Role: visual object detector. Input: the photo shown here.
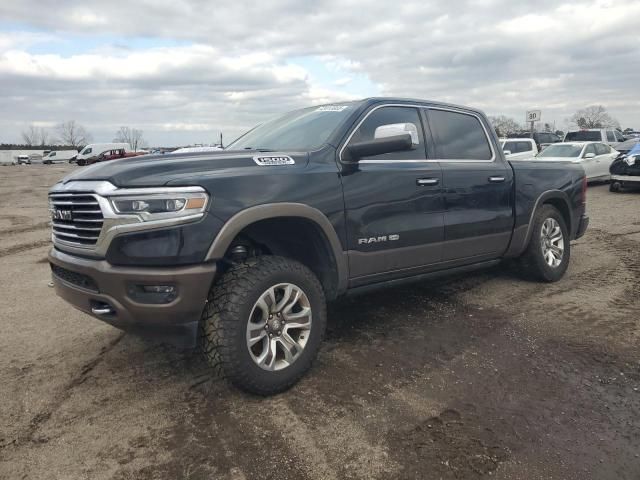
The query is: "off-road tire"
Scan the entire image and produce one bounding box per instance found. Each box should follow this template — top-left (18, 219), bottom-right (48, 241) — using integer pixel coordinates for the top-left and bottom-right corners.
top-left (200, 255), bottom-right (326, 395)
top-left (520, 204), bottom-right (570, 282)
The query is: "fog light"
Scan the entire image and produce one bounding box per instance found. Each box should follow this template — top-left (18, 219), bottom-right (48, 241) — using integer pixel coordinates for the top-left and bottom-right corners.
top-left (127, 284), bottom-right (178, 304)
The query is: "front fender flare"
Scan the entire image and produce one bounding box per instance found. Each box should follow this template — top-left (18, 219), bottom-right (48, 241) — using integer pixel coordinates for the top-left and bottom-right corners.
top-left (205, 203), bottom-right (348, 295)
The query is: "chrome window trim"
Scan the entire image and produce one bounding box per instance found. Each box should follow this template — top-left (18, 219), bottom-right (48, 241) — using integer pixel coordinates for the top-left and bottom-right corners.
top-left (49, 181), bottom-right (208, 258)
top-left (339, 103), bottom-right (497, 164)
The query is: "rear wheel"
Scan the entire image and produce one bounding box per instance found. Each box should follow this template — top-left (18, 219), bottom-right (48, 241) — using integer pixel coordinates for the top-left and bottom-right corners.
top-left (200, 256), bottom-right (326, 395)
top-left (520, 205), bottom-right (570, 282)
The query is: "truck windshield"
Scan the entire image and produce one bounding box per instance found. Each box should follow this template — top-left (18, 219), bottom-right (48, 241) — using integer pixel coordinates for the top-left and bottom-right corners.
top-left (565, 131), bottom-right (601, 141)
top-left (537, 144), bottom-right (583, 158)
top-left (228, 103), bottom-right (361, 151)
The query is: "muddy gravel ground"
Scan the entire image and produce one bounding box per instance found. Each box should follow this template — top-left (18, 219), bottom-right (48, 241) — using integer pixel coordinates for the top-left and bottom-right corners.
top-left (1, 165), bottom-right (639, 480)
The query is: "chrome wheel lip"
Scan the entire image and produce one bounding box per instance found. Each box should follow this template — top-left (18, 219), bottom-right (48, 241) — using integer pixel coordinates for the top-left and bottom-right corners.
top-left (540, 217), bottom-right (564, 268)
top-left (246, 282), bottom-right (312, 371)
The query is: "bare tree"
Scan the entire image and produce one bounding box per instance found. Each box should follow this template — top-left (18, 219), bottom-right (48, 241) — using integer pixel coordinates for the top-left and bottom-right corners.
top-left (21, 125), bottom-right (39, 146)
top-left (569, 105), bottom-right (619, 129)
top-left (56, 120), bottom-right (92, 147)
top-left (488, 115), bottom-right (521, 137)
top-left (114, 126), bottom-right (146, 151)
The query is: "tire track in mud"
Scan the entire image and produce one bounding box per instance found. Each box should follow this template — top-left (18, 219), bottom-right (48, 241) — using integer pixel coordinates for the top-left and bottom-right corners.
top-left (0, 221), bottom-right (50, 239)
top-left (0, 239), bottom-right (51, 258)
top-left (0, 333), bottom-right (125, 452)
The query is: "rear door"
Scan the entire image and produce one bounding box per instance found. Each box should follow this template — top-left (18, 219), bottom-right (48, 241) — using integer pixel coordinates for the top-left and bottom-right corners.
top-left (594, 143), bottom-right (614, 177)
top-left (425, 107), bottom-right (513, 262)
top-left (581, 143), bottom-right (598, 179)
top-left (341, 105), bottom-right (444, 283)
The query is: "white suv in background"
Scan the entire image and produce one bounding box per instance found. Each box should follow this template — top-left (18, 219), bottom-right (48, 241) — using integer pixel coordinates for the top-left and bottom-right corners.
top-left (564, 128), bottom-right (624, 147)
top-left (500, 138), bottom-right (538, 160)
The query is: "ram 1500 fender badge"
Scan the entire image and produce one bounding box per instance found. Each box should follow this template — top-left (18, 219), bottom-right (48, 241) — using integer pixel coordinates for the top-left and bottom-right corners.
top-left (358, 234), bottom-right (400, 245)
top-left (253, 155), bottom-right (295, 166)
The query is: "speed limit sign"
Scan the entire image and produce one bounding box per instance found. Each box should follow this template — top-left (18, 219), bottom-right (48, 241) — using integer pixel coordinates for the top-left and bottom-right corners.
top-left (526, 110), bottom-right (541, 122)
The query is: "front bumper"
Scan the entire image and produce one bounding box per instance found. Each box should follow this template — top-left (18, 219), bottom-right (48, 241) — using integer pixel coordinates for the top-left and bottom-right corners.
top-left (575, 214), bottom-right (589, 240)
top-left (612, 174), bottom-right (640, 183)
top-left (49, 248), bottom-right (217, 347)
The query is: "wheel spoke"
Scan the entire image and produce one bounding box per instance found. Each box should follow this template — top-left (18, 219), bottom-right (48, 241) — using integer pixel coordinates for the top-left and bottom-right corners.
top-left (284, 306), bottom-right (311, 329)
top-left (254, 298), bottom-right (270, 321)
top-left (257, 338), bottom-right (278, 370)
top-left (275, 284), bottom-right (295, 312)
top-left (283, 289), bottom-right (302, 315)
top-left (248, 323), bottom-right (267, 346)
top-left (278, 333), bottom-right (300, 364)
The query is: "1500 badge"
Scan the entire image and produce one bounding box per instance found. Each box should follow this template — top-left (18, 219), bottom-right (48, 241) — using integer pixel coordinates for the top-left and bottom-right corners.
top-left (253, 155), bottom-right (295, 166)
top-left (358, 234), bottom-right (400, 245)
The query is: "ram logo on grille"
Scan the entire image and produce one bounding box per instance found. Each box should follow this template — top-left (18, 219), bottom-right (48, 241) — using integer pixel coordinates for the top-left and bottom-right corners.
top-left (51, 209), bottom-right (73, 221)
top-left (48, 192), bottom-right (104, 247)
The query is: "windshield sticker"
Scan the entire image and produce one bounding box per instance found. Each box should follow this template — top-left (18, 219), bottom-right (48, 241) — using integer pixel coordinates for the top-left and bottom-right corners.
top-left (315, 105), bottom-right (349, 112)
top-left (253, 155), bottom-right (295, 166)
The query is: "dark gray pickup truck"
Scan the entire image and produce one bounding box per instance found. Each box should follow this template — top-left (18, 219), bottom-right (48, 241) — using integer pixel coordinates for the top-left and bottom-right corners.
top-left (48, 98), bottom-right (589, 394)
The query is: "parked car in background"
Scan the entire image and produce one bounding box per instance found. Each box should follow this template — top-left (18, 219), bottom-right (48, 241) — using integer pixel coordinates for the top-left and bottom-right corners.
top-left (613, 137), bottom-right (640, 156)
top-left (623, 131), bottom-right (640, 139)
top-left (501, 138), bottom-right (538, 160)
top-left (536, 142), bottom-right (618, 182)
top-left (610, 142), bottom-right (640, 192)
top-left (76, 143), bottom-right (131, 166)
top-left (91, 148), bottom-right (147, 164)
top-left (511, 131), bottom-right (562, 151)
top-left (16, 155), bottom-right (31, 165)
top-left (43, 150), bottom-right (78, 164)
top-left (564, 128), bottom-right (624, 147)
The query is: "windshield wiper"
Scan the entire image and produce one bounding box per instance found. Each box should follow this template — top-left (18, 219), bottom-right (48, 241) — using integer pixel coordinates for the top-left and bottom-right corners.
top-left (242, 147), bottom-right (275, 152)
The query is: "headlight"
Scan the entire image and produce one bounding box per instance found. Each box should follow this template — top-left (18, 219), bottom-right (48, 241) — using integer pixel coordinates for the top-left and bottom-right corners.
top-left (109, 190), bottom-right (209, 221)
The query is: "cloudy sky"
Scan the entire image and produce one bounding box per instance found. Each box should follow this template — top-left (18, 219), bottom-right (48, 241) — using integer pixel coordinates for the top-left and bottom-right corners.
top-left (1, 0), bottom-right (639, 147)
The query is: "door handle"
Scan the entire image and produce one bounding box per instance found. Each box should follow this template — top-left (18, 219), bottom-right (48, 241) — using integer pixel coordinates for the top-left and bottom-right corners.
top-left (488, 176), bottom-right (505, 183)
top-left (417, 178), bottom-right (439, 186)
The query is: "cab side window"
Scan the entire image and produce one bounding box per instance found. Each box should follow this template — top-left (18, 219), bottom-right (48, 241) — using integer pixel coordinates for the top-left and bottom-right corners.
top-left (584, 144), bottom-right (597, 156)
top-left (428, 109), bottom-right (492, 160)
top-left (347, 106), bottom-right (426, 160)
top-left (606, 130), bottom-right (616, 142)
top-left (595, 143), bottom-right (610, 155)
top-left (516, 141), bottom-right (532, 152)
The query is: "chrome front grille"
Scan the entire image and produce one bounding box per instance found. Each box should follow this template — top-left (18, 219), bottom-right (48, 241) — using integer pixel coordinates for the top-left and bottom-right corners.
top-left (49, 192), bottom-right (104, 247)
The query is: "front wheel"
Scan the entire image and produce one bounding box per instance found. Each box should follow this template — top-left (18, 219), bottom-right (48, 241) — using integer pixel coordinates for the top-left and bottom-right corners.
top-left (520, 205), bottom-right (570, 282)
top-left (200, 256), bottom-right (327, 395)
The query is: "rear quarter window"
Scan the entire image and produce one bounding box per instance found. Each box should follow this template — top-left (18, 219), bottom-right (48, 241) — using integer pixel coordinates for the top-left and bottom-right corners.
top-left (428, 109), bottom-right (493, 160)
top-left (565, 131), bottom-right (602, 142)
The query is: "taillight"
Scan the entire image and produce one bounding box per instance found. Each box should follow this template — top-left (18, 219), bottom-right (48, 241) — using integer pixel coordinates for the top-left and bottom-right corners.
top-left (581, 175), bottom-right (587, 205)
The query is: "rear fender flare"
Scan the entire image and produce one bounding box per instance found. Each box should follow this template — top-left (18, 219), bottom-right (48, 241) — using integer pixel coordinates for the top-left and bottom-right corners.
top-left (506, 190), bottom-right (573, 258)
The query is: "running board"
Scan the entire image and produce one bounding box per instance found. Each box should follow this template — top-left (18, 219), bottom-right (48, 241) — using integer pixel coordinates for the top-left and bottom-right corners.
top-left (344, 259), bottom-right (501, 297)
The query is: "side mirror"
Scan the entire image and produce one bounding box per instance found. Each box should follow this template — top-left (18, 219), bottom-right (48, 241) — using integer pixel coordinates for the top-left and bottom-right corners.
top-left (584, 152), bottom-right (596, 159)
top-left (374, 123), bottom-right (419, 146)
top-left (503, 150), bottom-right (512, 156)
top-left (345, 134), bottom-right (413, 161)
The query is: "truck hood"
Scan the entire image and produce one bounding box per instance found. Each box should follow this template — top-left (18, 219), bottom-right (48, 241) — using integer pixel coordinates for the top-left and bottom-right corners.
top-left (57, 150), bottom-right (308, 188)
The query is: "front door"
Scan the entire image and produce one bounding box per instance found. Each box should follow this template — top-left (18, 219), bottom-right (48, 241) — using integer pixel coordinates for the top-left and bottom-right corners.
top-left (340, 105), bottom-right (445, 285)
top-left (425, 107), bottom-right (514, 262)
